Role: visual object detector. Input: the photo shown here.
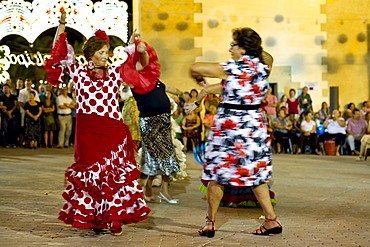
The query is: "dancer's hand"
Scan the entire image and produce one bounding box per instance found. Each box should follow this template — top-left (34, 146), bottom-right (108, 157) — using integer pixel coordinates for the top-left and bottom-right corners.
top-left (60, 8), bottom-right (66, 22)
top-left (129, 29), bottom-right (141, 44)
top-left (137, 42), bottom-right (147, 53)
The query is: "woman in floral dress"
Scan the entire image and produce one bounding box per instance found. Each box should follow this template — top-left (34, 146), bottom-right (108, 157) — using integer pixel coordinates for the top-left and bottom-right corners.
top-left (189, 27), bottom-right (282, 237)
top-left (44, 11), bottom-right (150, 235)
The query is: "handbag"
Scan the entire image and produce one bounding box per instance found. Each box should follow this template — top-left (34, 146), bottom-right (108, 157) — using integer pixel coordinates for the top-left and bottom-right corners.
top-left (44, 114), bottom-right (55, 125)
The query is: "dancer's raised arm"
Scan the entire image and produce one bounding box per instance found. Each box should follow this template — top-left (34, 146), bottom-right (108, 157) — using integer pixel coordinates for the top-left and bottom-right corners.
top-left (53, 10), bottom-right (67, 47)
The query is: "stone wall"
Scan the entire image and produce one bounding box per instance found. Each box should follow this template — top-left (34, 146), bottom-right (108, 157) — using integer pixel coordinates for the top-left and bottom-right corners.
top-left (137, 0), bottom-right (369, 113)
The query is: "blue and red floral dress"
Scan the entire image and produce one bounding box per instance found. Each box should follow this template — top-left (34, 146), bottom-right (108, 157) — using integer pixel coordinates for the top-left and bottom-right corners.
top-left (203, 55), bottom-right (272, 187)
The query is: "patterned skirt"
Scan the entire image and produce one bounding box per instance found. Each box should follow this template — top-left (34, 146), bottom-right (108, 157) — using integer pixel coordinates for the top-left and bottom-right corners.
top-left (139, 113), bottom-right (180, 176)
top-left (24, 116), bottom-right (41, 142)
top-left (203, 107), bottom-right (272, 187)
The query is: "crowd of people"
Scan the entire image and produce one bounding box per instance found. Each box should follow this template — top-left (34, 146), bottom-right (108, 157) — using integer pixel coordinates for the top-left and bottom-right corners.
top-left (2, 14), bottom-right (367, 238)
top-left (0, 78), bottom-right (77, 150)
top-left (262, 87), bottom-right (370, 160)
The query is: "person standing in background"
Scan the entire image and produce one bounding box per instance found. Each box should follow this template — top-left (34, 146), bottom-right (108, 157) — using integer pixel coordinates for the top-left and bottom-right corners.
top-left (18, 79), bottom-right (40, 147)
top-left (0, 83), bottom-right (18, 148)
top-left (287, 88), bottom-right (300, 119)
top-left (55, 87), bottom-right (74, 148)
top-left (263, 87), bottom-right (277, 121)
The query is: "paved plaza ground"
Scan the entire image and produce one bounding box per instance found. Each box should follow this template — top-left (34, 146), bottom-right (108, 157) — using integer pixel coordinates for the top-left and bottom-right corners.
top-left (0, 147), bottom-right (369, 247)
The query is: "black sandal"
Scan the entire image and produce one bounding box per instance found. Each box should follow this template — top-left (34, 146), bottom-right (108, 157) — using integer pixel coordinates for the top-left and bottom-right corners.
top-left (199, 216), bottom-right (215, 238)
top-left (252, 216), bottom-right (283, 235)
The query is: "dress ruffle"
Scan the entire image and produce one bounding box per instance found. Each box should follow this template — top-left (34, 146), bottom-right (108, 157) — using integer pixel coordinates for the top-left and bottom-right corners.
top-left (59, 114), bottom-right (150, 230)
top-left (44, 32), bottom-right (68, 86)
top-left (44, 32), bottom-right (75, 87)
top-left (120, 40), bottom-right (161, 94)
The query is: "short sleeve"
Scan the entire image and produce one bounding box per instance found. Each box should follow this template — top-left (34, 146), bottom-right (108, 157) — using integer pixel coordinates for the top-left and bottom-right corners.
top-left (24, 102), bottom-right (30, 111)
top-left (219, 60), bottom-right (235, 75)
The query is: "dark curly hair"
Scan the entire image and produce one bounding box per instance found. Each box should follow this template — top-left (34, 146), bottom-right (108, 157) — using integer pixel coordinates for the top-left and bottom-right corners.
top-left (232, 27), bottom-right (263, 61)
top-left (82, 36), bottom-right (110, 60)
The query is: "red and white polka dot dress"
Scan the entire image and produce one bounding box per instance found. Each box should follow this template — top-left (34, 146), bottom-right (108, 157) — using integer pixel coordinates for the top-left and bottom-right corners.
top-left (45, 36), bottom-right (150, 232)
top-left (69, 64), bottom-right (123, 121)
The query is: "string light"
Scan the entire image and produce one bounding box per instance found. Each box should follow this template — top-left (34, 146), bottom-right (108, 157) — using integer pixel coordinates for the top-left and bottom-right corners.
top-left (0, 0), bottom-right (129, 83)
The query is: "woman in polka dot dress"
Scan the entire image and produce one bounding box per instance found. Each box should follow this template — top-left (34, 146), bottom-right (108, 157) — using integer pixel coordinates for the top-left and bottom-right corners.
top-left (44, 11), bottom-right (150, 235)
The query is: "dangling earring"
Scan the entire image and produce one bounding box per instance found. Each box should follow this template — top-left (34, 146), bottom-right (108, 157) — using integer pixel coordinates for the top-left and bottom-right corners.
top-left (88, 59), bottom-right (95, 70)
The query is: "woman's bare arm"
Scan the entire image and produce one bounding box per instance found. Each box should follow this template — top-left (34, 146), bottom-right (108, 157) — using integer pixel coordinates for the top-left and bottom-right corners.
top-left (190, 62), bottom-right (228, 83)
top-left (262, 51), bottom-right (273, 71)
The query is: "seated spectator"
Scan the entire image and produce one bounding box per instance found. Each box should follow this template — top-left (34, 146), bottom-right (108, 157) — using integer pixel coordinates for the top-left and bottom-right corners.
top-left (318, 109), bottom-right (346, 156)
top-left (203, 104), bottom-right (217, 142)
top-left (343, 102), bottom-right (356, 120)
top-left (360, 101), bottom-right (370, 116)
top-left (297, 112), bottom-right (319, 155)
top-left (182, 109), bottom-right (200, 152)
top-left (287, 112), bottom-right (300, 153)
top-left (272, 108), bottom-right (292, 153)
top-left (356, 112), bottom-right (370, 160)
top-left (317, 101), bottom-right (329, 125)
top-left (261, 108), bottom-right (273, 140)
top-left (346, 109), bottom-right (366, 155)
top-left (277, 95), bottom-right (289, 115)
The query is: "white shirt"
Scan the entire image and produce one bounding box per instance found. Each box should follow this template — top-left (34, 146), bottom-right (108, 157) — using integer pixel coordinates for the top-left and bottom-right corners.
top-left (56, 95), bottom-right (73, 115)
top-left (301, 120), bottom-right (316, 132)
top-left (327, 118), bottom-right (346, 134)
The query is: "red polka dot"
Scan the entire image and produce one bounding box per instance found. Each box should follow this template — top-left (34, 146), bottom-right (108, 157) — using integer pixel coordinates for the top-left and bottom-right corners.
top-left (113, 87), bottom-right (118, 93)
top-left (90, 99), bottom-right (97, 106)
top-left (78, 96), bottom-right (83, 102)
top-left (96, 93), bottom-right (103, 99)
top-left (114, 199), bottom-right (121, 204)
top-left (89, 87), bottom-right (96, 93)
top-left (109, 81), bottom-right (113, 87)
top-left (96, 81), bottom-right (103, 88)
top-left (108, 93), bottom-right (113, 99)
top-left (85, 105), bottom-right (91, 112)
top-left (91, 165), bottom-right (99, 172)
top-left (111, 99), bottom-right (116, 106)
top-left (103, 87), bottom-right (108, 93)
top-left (97, 106), bottom-right (104, 112)
top-left (78, 193), bottom-right (84, 198)
top-left (84, 197), bottom-right (91, 204)
top-left (113, 112), bottom-right (119, 119)
top-left (104, 112), bottom-right (109, 117)
top-left (108, 106), bottom-right (112, 112)
top-left (63, 204), bottom-right (68, 209)
top-left (103, 99), bottom-right (108, 106)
